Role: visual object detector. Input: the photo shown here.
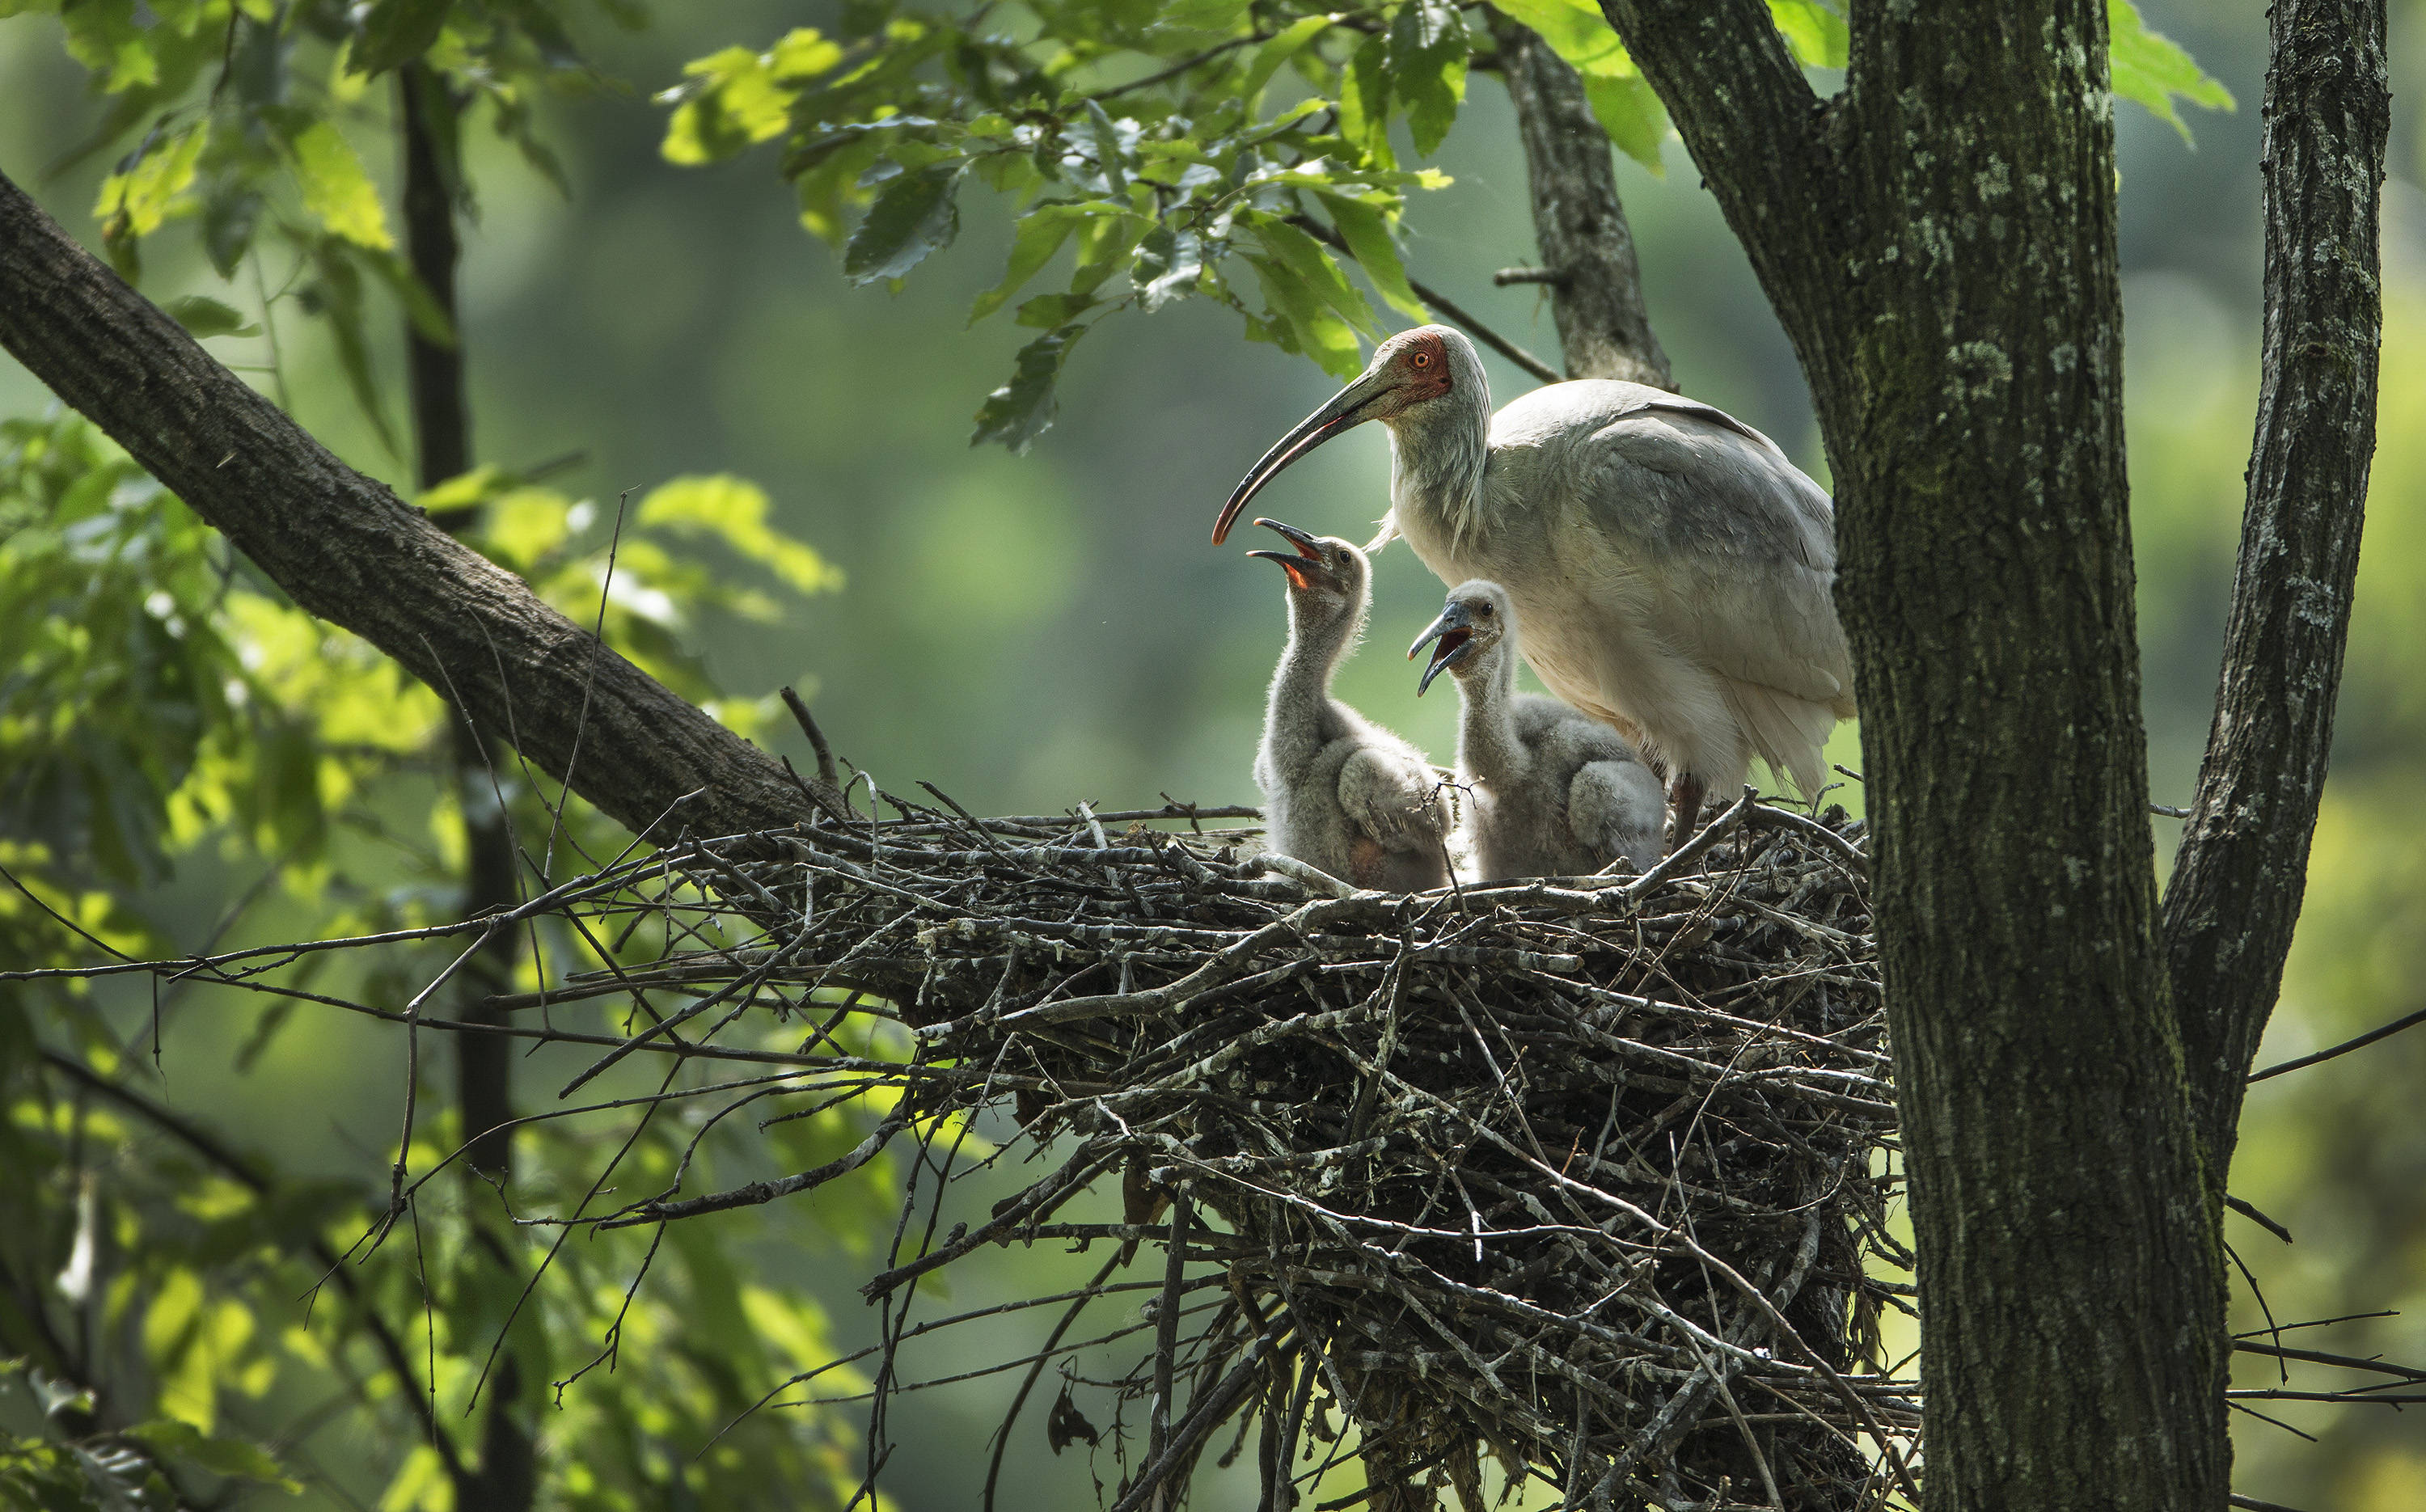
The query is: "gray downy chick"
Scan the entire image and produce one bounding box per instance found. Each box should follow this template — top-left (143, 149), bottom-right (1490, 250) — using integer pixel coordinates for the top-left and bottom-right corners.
top-left (1249, 518), bottom-right (1452, 892)
top-left (1412, 579), bottom-right (1663, 880)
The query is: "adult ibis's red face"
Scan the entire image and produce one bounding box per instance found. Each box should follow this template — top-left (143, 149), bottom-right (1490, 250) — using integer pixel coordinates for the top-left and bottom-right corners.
top-left (1211, 328), bottom-right (1459, 546)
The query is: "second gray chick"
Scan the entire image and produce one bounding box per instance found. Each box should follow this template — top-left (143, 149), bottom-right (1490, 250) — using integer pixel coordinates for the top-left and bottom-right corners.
top-left (1412, 579), bottom-right (1663, 880)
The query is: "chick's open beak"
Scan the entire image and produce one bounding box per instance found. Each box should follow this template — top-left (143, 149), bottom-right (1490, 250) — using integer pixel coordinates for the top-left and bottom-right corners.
top-left (1410, 603), bottom-right (1475, 696)
top-left (1245, 517), bottom-right (1329, 591)
top-left (1213, 363), bottom-right (1401, 545)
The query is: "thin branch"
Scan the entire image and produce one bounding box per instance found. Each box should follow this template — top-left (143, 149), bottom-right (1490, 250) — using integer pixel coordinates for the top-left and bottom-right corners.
top-left (2232, 1341), bottom-right (2426, 1383)
top-left (1286, 214), bottom-right (1559, 383)
top-left (595, 1111), bottom-right (909, 1228)
top-left (782, 685), bottom-right (840, 788)
top-left (2248, 1001), bottom-right (2426, 1083)
top-left (2225, 1194), bottom-right (2295, 1244)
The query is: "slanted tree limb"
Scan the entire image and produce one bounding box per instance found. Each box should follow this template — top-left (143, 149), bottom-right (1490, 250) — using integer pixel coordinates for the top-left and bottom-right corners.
top-left (1487, 10), bottom-right (1672, 388)
top-left (0, 163), bottom-right (843, 845)
top-left (2164, 0), bottom-right (2388, 1176)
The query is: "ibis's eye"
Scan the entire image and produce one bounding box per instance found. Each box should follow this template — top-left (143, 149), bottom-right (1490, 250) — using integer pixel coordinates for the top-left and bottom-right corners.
top-left (1478, 602), bottom-right (1495, 618)
top-left (1411, 351), bottom-right (1432, 369)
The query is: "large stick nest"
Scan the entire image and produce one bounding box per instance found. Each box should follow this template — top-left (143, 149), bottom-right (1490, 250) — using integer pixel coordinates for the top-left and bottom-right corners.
top-left (539, 792), bottom-right (1917, 1510)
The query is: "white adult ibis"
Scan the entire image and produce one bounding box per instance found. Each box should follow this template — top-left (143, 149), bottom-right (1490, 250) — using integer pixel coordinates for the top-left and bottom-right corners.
top-left (1247, 518), bottom-right (1452, 892)
top-left (1412, 580), bottom-right (1664, 880)
top-left (1215, 326), bottom-right (1853, 849)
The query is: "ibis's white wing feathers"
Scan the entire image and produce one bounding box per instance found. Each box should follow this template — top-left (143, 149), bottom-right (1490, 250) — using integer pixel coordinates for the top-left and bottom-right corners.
top-left (1498, 383), bottom-right (1853, 714)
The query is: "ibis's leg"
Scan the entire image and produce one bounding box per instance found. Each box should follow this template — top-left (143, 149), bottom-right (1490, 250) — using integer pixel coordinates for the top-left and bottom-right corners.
top-left (1665, 772), bottom-right (1707, 855)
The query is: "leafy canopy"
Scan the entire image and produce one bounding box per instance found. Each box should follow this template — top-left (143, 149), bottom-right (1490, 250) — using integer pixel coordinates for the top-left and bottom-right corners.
top-left (657, 0), bottom-right (2227, 451)
top-left (0, 409), bottom-right (864, 1510)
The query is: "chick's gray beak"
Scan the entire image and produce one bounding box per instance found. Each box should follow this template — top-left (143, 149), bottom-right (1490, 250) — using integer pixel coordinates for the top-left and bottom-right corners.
top-left (1410, 603), bottom-right (1473, 696)
top-left (1245, 517), bottom-right (1329, 591)
top-left (1213, 364), bottom-right (1399, 546)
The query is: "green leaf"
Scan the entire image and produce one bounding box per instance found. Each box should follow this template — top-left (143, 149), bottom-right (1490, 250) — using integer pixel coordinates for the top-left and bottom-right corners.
top-left (1156, 0), bottom-right (1249, 32)
top-left (299, 238), bottom-right (400, 457)
top-left (1580, 71), bottom-right (1667, 172)
top-left (972, 209), bottom-right (1082, 325)
top-left (1490, 0), bottom-right (1635, 78)
top-left (162, 296), bottom-right (259, 339)
top-left (1338, 33), bottom-right (1393, 163)
top-left (639, 475), bottom-right (840, 593)
top-left (1081, 101), bottom-right (1131, 198)
top-left (289, 122), bottom-right (393, 250)
top-left (94, 121), bottom-right (210, 240)
top-left (971, 325), bottom-right (1084, 453)
top-left (1133, 225), bottom-right (1204, 313)
top-left (1767, 1), bottom-right (1848, 70)
top-left (844, 162), bottom-right (965, 284)
top-left (353, 0), bottom-right (451, 75)
top-left (1247, 254), bottom-right (1363, 381)
top-left (1015, 292), bottom-right (1099, 329)
top-left (1386, 1), bottom-right (1469, 158)
top-left (416, 464), bottom-right (511, 517)
top-left (128, 1420), bottom-right (299, 1491)
top-left (361, 250), bottom-right (455, 347)
top-left (1319, 194), bottom-right (1425, 323)
top-left (202, 185), bottom-right (263, 278)
top-left (766, 27), bottom-right (845, 82)
top-left (1244, 14), bottom-right (1337, 103)
top-left (1254, 218), bottom-right (1381, 339)
top-left (59, 0), bottom-right (154, 93)
top-left (1070, 218), bottom-right (1148, 303)
top-left (2108, 0), bottom-right (2234, 142)
top-left (661, 40), bottom-right (817, 166)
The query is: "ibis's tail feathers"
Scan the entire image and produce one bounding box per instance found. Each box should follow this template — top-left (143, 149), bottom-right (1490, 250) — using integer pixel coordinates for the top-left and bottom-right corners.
top-left (1727, 682), bottom-right (1841, 799)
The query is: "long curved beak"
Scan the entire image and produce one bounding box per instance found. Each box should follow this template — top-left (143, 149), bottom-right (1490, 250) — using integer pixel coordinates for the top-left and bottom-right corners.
top-left (1213, 365), bottom-right (1400, 545)
top-left (1409, 603), bottom-right (1473, 697)
top-left (1245, 517), bottom-right (1327, 591)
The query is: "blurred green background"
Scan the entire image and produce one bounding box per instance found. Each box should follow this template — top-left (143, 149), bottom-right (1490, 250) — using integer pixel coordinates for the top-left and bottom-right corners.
top-left (2, 2), bottom-right (2423, 1508)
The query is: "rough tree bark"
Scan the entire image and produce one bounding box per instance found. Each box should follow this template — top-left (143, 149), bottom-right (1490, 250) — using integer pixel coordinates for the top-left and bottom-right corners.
top-left (400, 61), bottom-right (537, 1512)
top-left (0, 166), bottom-right (847, 846)
top-left (2163, 0), bottom-right (2386, 1178)
top-left (1486, 10), bottom-right (1672, 388)
top-left (1596, 2), bottom-right (2385, 1508)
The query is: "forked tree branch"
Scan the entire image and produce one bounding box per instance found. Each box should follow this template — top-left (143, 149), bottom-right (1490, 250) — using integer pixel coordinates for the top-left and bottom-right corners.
top-left (0, 165), bottom-right (845, 845)
top-left (2164, 0), bottom-right (2388, 1172)
top-left (1488, 10), bottom-right (1672, 388)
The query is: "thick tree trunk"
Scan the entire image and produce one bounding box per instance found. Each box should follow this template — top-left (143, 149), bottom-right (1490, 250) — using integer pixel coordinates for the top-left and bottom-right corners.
top-left (2163, 0), bottom-right (2386, 1177)
top-left (400, 63), bottom-right (537, 1512)
top-left (1600, 2), bottom-right (2234, 1506)
top-left (1830, 13), bottom-right (2221, 1504)
top-left (0, 164), bottom-right (848, 845)
top-left (1487, 11), bottom-right (1672, 388)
